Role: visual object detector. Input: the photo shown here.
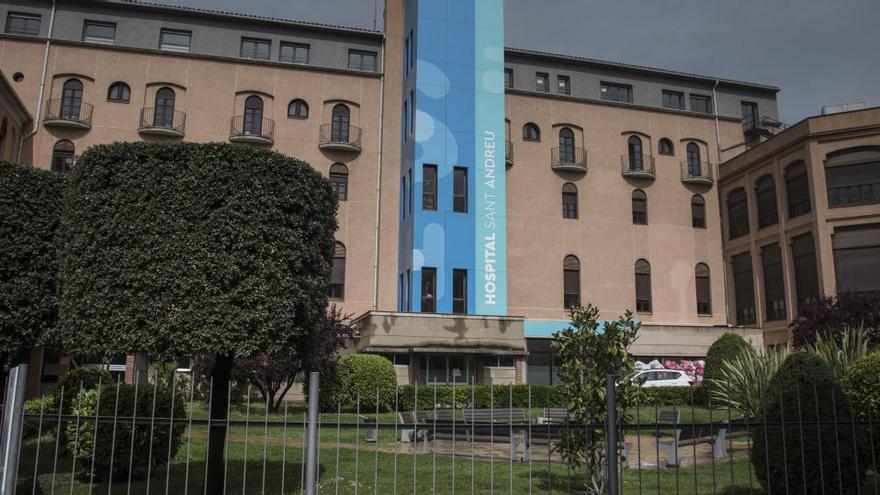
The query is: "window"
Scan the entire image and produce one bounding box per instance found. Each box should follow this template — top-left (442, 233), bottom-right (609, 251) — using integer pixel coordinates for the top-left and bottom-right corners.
top-left (329, 242), bottom-right (346, 299)
top-left (348, 50), bottom-right (377, 71)
top-left (82, 20), bottom-right (116, 44)
top-left (240, 37), bottom-right (270, 59)
top-left (695, 263), bottom-right (712, 315)
top-left (522, 123), bottom-right (540, 142)
top-left (563, 255), bottom-right (581, 309)
top-left (632, 189), bottom-right (647, 224)
top-left (785, 161), bottom-right (811, 218)
top-left (422, 164), bottom-right (437, 210)
top-left (732, 252), bottom-right (756, 325)
top-left (159, 29), bottom-right (191, 52)
top-left (727, 188), bottom-right (749, 239)
top-left (557, 75), bottom-right (570, 95)
top-left (691, 195), bottom-right (706, 228)
top-left (153, 87), bottom-right (176, 128)
top-left (562, 182), bottom-right (578, 219)
top-left (535, 72), bottom-right (549, 92)
top-left (243, 96), bottom-right (264, 135)
top-left (280, 42), bottom-right (309, 64)
top-left (453, 167), bottom-right (468, 212)
top-left (504, 68), bottom-right (513, 89)
top-left (627, 135), bottom-right (644, 171)
top-left (658, 138), bottom-right (674, 156)
top-left (404, 34), bottom-right (411, 74)
top-left (452, 269), bottom-right (467, 314)
top-left (106, 82), bottom-right (130, 103)
top-left (689, 94), bottom-right (712, 114)
top-left (662, 90), bottom-right (684, 110)
top-left (686, 143), bottom-right (702, 176)
top-left (287, 99), bottom-right (308, 118)
top-left (406, 270), bottom-right (412, 311)
top-left (0, 119), bottom-right (6, 158)
top-left (761, 243), bottom-right (786, 322)
top-left (403, 100), bottom-right (408, 139)
top-left (421, 267), bottom-right (436, 312)
top-left (792, 233), bottom-right (820, 309)
top-left (408, 168), bottom-right (413, 215)
top-left (50, 140), bottom-right (75, 173)
top-left (379, 353), bottom-right (411, 366)
top-left (600, 82), bottom-right (632, 103)
top-left (5, 12), bottom-right (40, 36)
top-left (635, 259), bottom-right (652, 313)
top-left (331, 104), bottom-right (350, 143)
top-left (329, 163), bottom-right (348, 202)
top-left (60, 79), bottom-right (84, 120)
top-left (825, 147), bottom-right (880, 208)
top-left (409, 91), bottom-right (414, 137)
top-left (400, 177), bottom-right (406, 219)
top-left (741, 101), bottom-right (759, 130)
top-left (558, 127), bottom-right (575, 163)
top-left (755, 175), bottom-right (779, 228)
top-left (832, 224), bottom-right (880, 293)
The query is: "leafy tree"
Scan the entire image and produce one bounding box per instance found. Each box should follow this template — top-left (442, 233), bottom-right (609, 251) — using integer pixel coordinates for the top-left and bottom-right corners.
top-left (0, 162), bottom-right (64, 371)
top-left (551, 303), bottom-right (642, 495)
top-left (791, 291), bottom-right (880, 348)
top-left (53, 142), bottom-right (338, 493)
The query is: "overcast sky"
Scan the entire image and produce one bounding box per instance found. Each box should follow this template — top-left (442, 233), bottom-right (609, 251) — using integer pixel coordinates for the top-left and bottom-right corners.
top-left (171, 0), bottom-right (878, 124)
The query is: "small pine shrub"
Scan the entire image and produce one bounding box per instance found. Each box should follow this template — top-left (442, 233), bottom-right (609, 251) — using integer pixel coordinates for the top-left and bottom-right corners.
top-left (320, 354), bottom-right (397, 411)
top-left (704, 333), bottom-right (752, 387)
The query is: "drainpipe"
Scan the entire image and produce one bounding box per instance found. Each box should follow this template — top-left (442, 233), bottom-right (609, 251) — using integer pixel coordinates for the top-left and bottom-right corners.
top-left (18, 0), bottom-right (56, 164)
top-left (371, 34), bottom-right (386, 310)
top-left (712, 79), bottom-right (732, 326)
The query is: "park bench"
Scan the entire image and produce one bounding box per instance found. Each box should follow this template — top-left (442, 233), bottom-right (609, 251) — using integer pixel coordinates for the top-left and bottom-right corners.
top-left (538, 407), bottom-right (570, 425)
top-left (655, 409), bottom-right (728, 467)
top-left (401, 408), bottom-right (529, 459)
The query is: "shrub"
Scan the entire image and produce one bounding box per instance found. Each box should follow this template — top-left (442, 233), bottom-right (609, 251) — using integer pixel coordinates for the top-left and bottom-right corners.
top-left (802, 325), bottom-right (870, 381)
top-left (22, 395), bottom-right (58, 438)
top-left (56, 367), bottom-right (112, 412)
top-left (791, 291), bottom-right (880, 348)
top-left (395, 384), bottom-right (566, 411)
top-left (752, 352), bottom-right (868, 494)
top-left (710, 346), bottom-right (789, 418)
top-left (843, 352), bottom-right (880, 420)
top-left (642, 386), bottom-right (708, 407)
top-left (703, 332), bottom-right (752, 388)
top-left (66, 383), bottom-right (186, 481)
top-left (319, 354), bottom-right (397, 411)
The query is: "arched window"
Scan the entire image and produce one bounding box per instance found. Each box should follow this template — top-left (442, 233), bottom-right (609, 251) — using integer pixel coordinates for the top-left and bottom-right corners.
top-left (107, 82), bottom-right (130, 103)
top-left (331, 104), bottom-right (351, 142)
top-left (243, 95), bottom-right (264, 135)
top-left (562, 182), bottom-right (578, 219)
top-left (287, 99), bottom-right (309, 118)
top-left (632, 189), bottom-right (647, 224)
top-left (691, 194), bottom-right (706, 228)
top-left (825, 146), bottom-right (880, 207)
top-left (695, 263), bottom-right (711, 315)
top-left (329, 242), bottom-right (346, 299)
top-left (558, 127), bottom-right (575, 163)
top-left (727, 187), bottom-right (749, 239)
top-left (51, 140), bottom-right (75, 173)
top-left (0, 119), bottom-right (6, 158)
top-left (627, 135), bottom-right (644, 171)
top-left (60, 79), bottom-right (83, 120)
top-left (755, 175), bottom-right (779, 228)
top-left (329, 163), bottom-right (349, 202)
top-left (658, 138), bottom-right (674, 156)
top-left (686, 143), bottom-right (702, 176)
top-left (522, 122), bottom-right (540, 142)
top-left (634, 259), bottom-right (652, 313)
top-left (563, 255), bottom-right (581, 309)
top-left (785, 161), bottom-right (811, 218)
top-left (153, 87), bottom-right (175, 128)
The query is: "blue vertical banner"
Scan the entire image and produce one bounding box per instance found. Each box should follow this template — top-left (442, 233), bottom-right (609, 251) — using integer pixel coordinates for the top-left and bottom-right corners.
top-left (473, 0), bottom-right (507, 314)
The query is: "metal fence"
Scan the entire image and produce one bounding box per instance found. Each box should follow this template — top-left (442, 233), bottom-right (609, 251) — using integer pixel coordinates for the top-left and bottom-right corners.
top-left (2, 368), bottom-right (878, 495)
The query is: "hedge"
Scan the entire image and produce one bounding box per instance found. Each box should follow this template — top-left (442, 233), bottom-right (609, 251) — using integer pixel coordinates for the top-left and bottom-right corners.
top-left (319, 354), bottom-right (398, 411)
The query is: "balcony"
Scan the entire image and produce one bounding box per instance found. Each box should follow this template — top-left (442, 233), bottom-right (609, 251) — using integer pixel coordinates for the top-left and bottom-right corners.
top-left (43, 98), bottom-right (92, 130)
top-left (620, 154), bottom-right (656, 179)
top-left (551, 146), bottom-right (587, 174)
top-left (505, 140), bottom-right (513, 168)
top-left (828, 183), bottom-right (880, 208)
top-left (229, 116), bottom-right (275, 145)
top-left (680, 160), bottom-right (714, 185)
top-left (138, 108), bottom-right (186, 138)
top-left (318, 124), bottom-right (362, 152)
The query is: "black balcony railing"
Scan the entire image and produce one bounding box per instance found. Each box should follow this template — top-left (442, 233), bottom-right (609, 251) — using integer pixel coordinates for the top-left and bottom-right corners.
top-left (138, 107), bottom-right (186, 135)
top-left (788, 200), bottom-right (812, 218)
top-left (551, 146), bottom-right (587, 172)
top-left (758, 211), bottom-right (779, 229)
top-left (230, 115), bottom-right (275, 143)
top-left (828, 183), bottom-right (880, 207)
top-left (729, 222), bottom-right (750, 240)
top-left (505, 140), bottom-right (513, 166)
top-left (319, 124), bottom-right (362, 151)
top-left (620, 154), bottom-right (656, 178)
top-left (44, 98), bottom-right (93, 127)
top-left (680, 159), bottom-right (714, 184)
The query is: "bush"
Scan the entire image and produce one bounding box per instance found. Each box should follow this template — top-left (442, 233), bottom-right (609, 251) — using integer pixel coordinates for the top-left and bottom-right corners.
top-left (791, 291), bottom-right (880, 348)
top-left (709, 346), bottom-right (789, 418)
top-left (22, 395), bottom-right (58, 438)
top-left (395, 384), bottom-right (566, 411)
top-left (843, 352), bottom-right (880, 420)
top-left (319, 354), bottom-right (397, 411)
top-left (642, 386), bottom-right (708, 407)
top-left (66, 383), bottom-right (186, 481)
top-left (752, 352), bottom-right (868, 494)
top-left (704, 333), bottom-right (752, 388)
top-left (56, 367), bottom-right (112, 412)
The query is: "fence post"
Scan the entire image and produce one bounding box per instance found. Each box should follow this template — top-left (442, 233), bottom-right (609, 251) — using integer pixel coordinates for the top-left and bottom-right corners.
top-left (605, 374), bottom-right (618, 495)
top-left (0, 364), bottom-right (28, 495)
top-left (305, 371), bottom-right (320, 495)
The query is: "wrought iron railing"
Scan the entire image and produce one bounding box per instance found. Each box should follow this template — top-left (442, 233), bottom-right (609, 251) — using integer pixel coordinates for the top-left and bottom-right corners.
top-left (680, 159), bottom-right (714, 182)
top-left (44, 98), bottom-right (93, 126)
top-left (505, 140), bottom-right (513, 165)
top-left (828, 183), bottom-right (880, 207)
top-left (758, 211), bottom-right (779, 229)
top-left (551, 146), bottom-right (587, 170)
top-left (229, 115), bottom-right (275, 141)
top-left (318, 124), bottom-right (362, 149)
top-left (620, 154), bottom-right (656, 177)
top-left (139, 108), bottom-right (186, 134)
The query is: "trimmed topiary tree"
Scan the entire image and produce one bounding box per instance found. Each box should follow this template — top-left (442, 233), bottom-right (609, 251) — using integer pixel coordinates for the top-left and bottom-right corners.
top-left (752, 352), bottom-right (868, 494)
top-left (318, 354), bottom-right (397, 411)
top-left (0, 162), bottom-right (65, 370)
top-left (843, 351), bottom-right (880, 471)
top-left (703, 332), bottom-right (752, 389)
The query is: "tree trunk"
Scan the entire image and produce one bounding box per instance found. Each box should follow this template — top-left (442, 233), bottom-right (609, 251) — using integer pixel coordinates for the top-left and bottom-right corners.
top-left (205, 353), bottom-right (233, 495)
